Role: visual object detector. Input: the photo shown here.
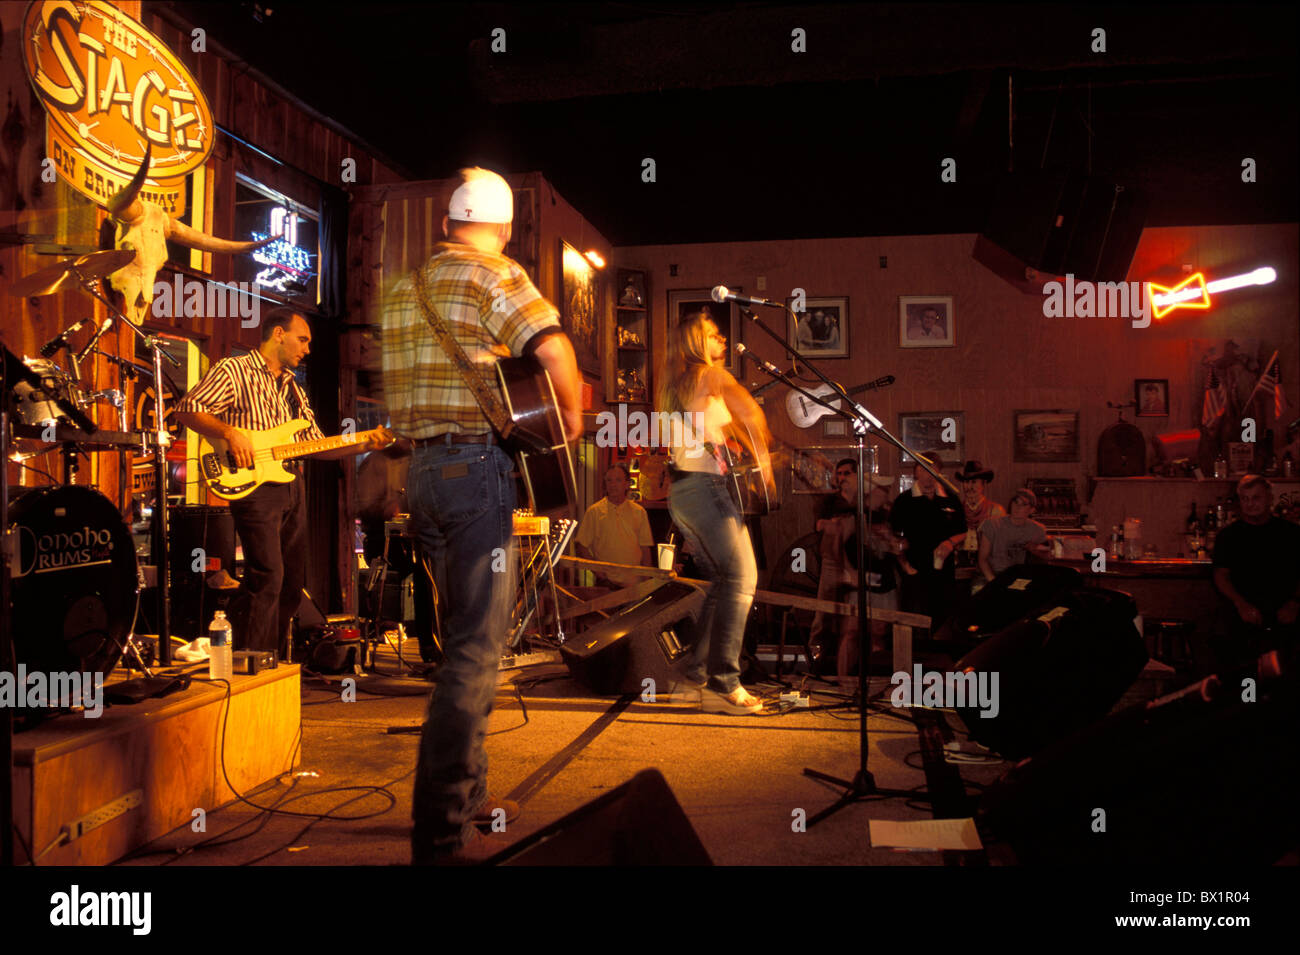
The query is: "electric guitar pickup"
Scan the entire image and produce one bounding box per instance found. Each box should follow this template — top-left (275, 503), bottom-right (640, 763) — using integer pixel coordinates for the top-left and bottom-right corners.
top-left (198, 421), bottom-right (392, 500)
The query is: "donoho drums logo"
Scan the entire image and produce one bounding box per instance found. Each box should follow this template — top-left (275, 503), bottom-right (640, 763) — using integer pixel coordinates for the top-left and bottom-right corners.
top-left (17, 523), bottom-right (115, 576)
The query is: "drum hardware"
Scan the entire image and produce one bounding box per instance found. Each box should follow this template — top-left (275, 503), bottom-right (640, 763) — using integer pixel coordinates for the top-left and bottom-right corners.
top-left (9, 249), bottom-right (182, 665)
top-left (6, 249), bottom-right (137, 299)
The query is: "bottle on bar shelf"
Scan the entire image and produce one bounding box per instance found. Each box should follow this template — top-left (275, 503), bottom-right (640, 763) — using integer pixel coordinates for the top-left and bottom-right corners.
top-left (1205, 505), bottom-right (1218, 553)
top-left (1186, 502), bottom-right (1200, 536)
top-left (1109, 525), bottom-right (1121, 561)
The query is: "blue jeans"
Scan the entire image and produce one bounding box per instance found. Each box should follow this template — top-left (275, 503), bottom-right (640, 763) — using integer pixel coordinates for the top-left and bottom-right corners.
top-left (668, 472), bottom-right (757, 694)
top-left (407, 442), bottom-right (517, 860)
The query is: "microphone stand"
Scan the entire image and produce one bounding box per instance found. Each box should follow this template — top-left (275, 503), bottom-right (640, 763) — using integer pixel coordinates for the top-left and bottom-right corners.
top-left (736, 301), bottom-right (961, 826)
top-left (72, 269), bottom-right (181, 667)
top-left (2, 350), bottom-right (14, 865)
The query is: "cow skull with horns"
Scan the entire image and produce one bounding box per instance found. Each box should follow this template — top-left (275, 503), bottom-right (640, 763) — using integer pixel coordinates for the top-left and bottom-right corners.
top-left (103, 143), bottom-right (275, 325)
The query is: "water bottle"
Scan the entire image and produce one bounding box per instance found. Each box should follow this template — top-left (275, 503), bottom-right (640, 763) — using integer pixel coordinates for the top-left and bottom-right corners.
top-left (208, 610), bottom-right (233, 681)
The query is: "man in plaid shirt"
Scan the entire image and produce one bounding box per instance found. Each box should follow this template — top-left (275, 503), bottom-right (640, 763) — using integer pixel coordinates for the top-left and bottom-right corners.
top-left (382, 167), bottom-right (582, 864)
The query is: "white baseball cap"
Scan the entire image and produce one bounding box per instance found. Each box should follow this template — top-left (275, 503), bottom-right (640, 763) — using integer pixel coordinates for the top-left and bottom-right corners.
top-left (448, 167), bottom-right (514, 224)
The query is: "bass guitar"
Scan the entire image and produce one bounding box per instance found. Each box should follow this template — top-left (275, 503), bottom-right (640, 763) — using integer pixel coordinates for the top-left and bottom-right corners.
top-left (198, 423), bottom-right (393, 500)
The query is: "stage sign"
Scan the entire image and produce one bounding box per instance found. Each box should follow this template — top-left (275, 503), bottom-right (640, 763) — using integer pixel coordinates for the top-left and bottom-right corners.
top-left (22, 0), bottom-right (214, 216)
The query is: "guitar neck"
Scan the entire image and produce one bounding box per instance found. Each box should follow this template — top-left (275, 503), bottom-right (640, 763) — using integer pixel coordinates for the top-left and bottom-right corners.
top-left (271, 429), bottom-right (378, 461)
top-left (847, 376), bottom-right (894, 396)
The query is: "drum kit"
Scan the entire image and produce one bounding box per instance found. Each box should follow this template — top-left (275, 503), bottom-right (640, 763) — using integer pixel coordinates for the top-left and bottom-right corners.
top-left (4, 249), bottom-right (185, 692)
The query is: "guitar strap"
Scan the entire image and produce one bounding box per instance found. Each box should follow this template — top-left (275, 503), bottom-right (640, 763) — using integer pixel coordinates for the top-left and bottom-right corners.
top-left (410, 266), bottom-right (514, 440)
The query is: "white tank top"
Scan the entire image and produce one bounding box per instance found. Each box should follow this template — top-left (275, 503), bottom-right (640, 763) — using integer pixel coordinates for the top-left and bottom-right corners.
top-left (671, 393), bottom-right (731, 473)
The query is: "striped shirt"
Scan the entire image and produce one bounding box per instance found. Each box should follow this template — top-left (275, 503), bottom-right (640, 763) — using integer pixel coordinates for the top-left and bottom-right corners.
top-left (175, 349), bottom-right (325, 441)
top-left (380, 241), bottom-right (561, 439)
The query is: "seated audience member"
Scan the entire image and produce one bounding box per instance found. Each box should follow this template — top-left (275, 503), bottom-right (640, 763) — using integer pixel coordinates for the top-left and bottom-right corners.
top-left (574, 464), bottom-right (654, 587)
top-left (809, 459), bottom-right (898, 685)
top-left (978, 488), bottom-right (1051, 580)
top-left (1211, 475), bottom-right (1300, 669)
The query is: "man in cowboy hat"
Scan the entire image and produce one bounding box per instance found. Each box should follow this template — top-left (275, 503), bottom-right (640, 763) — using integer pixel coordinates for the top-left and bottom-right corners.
top-left (944, 460), bottom-right (1005, 567)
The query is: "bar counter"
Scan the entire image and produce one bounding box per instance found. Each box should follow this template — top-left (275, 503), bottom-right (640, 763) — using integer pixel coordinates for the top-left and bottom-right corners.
top-left (1036, 555), bottom-right (1219, 673)
top-left (1037, 555), bottom-right (1213, 580)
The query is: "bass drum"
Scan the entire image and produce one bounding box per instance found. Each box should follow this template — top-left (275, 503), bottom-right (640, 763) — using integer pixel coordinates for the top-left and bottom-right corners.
top-left (9, 485), bottom-right (139, 677)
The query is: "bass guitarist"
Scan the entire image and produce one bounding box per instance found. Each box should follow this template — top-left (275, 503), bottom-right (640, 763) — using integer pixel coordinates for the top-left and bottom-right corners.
top-left (174, 307), bottom-right (383, 657)
top-left (659, 310), bottom-right (774, 715)
top-left (380, 167), bottom-right (582, 864)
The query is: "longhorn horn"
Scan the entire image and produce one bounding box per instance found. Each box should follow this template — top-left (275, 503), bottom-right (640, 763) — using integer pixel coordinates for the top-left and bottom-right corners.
top-left (107, 142), bottom-right (152, 223)
top-left (166, 218), bottom-right (280, 255)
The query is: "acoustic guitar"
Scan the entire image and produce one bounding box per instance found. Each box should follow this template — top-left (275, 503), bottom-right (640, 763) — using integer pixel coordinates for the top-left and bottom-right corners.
top-left (786, 375), bottom-right (895, 428)
top-left (496, 356), bottom-right (578, 519)
top-left (712, 419), bottom-right (779, 516)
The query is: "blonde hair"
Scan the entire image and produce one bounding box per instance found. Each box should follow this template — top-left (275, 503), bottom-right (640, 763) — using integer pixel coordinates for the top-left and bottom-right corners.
top-left (658, 310), bottom-right (718, 415)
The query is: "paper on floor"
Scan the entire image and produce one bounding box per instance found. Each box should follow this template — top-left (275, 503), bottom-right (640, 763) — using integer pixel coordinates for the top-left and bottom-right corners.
top-left (869, 818), bottom-right (983, 850)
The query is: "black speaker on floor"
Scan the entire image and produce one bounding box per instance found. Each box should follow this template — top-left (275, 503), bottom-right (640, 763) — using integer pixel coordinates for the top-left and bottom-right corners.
top-left (490, 769), bottom-right (712, 865)
top-left (937, 563), bottom-right (1083, 645)
top-left (982, 172), bottom-right (1146, 282)
top-left (168, 505), bottom-right (237, 638)
top-left (951, 587), bottom-right (1147, 758)
top-left (979, 656), bottom-right (1300, 864)
top-left (561, 580), bottom-right (702, 695)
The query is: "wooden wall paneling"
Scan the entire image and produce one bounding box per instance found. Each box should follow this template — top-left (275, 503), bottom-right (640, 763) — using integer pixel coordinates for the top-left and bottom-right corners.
top-left (258, 84), bottom-right (288, 164)
top-left (345, 198), bottom-right (368, 321)
top-left (406, 196), bottom-right (427, 276)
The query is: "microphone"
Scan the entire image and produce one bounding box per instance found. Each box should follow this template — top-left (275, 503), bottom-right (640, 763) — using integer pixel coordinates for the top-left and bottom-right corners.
top-left (734, 342), bottom-right (787, 380)
top-left (38, 317), bottom-right (93, 358)
top-left (76, 318), bottom-right (114, 363)
top-left (711, 285), bottom-right (782, 310)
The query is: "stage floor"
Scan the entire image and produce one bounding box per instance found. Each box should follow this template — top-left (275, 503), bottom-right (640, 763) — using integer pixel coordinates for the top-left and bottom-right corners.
top-left (91, 641), bottom-right (1176, 867)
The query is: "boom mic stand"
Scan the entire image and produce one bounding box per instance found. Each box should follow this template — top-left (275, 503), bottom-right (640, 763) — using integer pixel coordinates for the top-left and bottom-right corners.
top-left (735, 300), bottom-right (962, 826)
top-left (72, 270), bottom-right (182, 666)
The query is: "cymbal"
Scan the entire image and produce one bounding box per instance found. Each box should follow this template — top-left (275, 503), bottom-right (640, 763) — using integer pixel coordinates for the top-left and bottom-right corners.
top-left (8, 249), bottom-right (137, 297)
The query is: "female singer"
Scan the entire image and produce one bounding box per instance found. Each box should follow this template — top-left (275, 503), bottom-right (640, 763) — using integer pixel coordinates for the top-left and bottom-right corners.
top-left (658, 311), bottom-right (774, 714)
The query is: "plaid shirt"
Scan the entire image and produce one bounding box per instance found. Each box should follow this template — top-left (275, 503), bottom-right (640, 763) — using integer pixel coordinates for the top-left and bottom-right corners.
top-left (175, 349), bottom-right (325, 441)
top-left (380, 241), bottom-right (561, 439)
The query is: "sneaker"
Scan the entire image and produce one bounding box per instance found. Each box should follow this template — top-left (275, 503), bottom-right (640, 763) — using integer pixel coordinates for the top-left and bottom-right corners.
top-left (701, 686), bottom-right (764, 715)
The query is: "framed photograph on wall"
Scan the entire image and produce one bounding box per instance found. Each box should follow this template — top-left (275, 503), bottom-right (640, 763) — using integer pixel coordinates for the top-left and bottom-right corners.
top-left (791, 446), bottom-right (858, 495)
top-left (1135, 378), bottom-right (1169, 417)
top-left (899, 295), bottom-right (955, 348)
top-left (898, 411), bottom-right (964, 467)
top-left (560, 240), bottom-right (601, 373)
top-left (667, 287), bottom-right (742, 376)
top-left (1014, 409), bottom-right (1080, 462)
top-left (786, 296), bottom-right (849, 358)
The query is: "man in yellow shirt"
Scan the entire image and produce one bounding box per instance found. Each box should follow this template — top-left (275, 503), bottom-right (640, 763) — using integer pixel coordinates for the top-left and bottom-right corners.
top-left (574, 464), bottom-right (654, 587)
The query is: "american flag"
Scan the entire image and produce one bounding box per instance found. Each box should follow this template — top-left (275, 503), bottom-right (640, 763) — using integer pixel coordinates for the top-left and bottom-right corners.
top-left (1202, 369), bottom-right (1228, 429)
top-left (1257, 355), bottom-right (1288, 419)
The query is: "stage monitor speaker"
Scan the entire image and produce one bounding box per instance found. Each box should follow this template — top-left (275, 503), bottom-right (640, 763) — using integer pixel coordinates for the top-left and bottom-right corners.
top-left (979, 659), bottom-right (1300, 864)
top-left (561, 580), bottom-right (702, 695)
top-left (936, 563), bottom-right (1083, 645)
top-left (168, 505), bottom-right (237, 638)
top-left (490, 769), bottom-right (712, 865)
top-left (951, 586), bottom-right (1147, 758)
top-left (982, 172), bottom-right (1146, 282)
